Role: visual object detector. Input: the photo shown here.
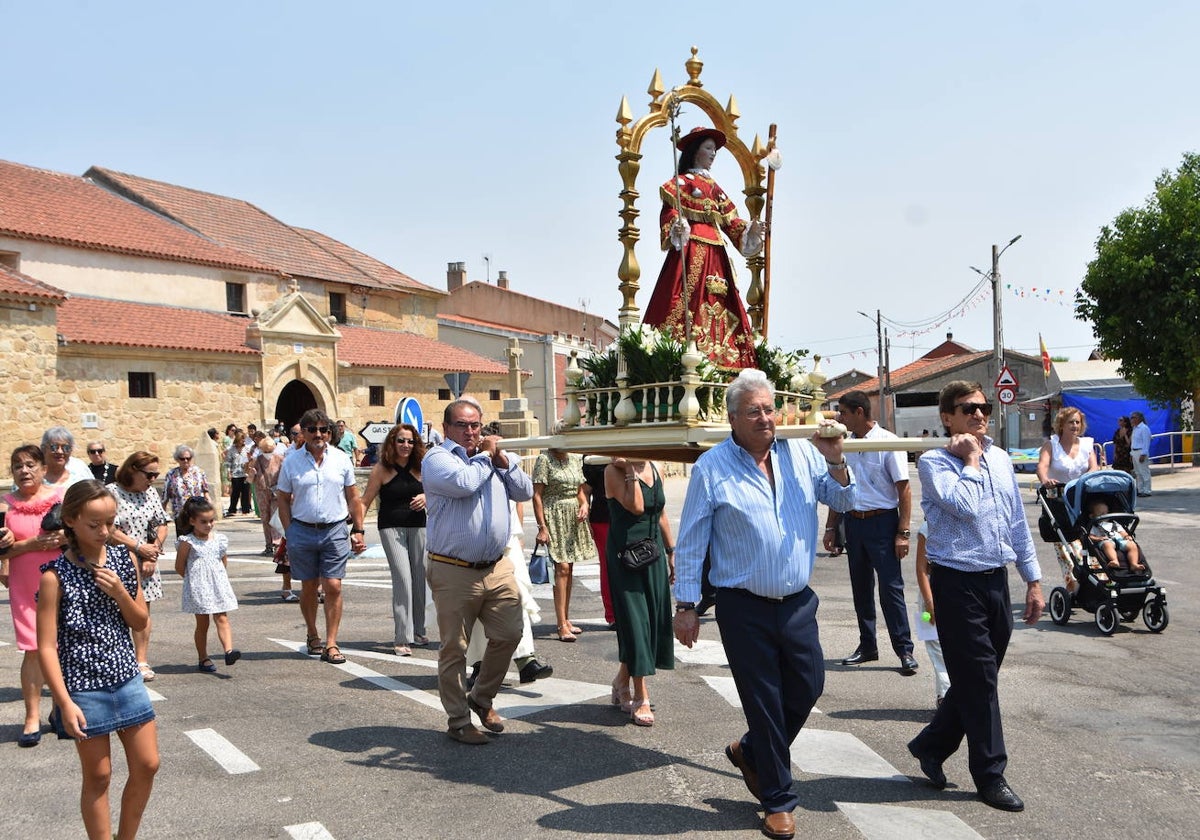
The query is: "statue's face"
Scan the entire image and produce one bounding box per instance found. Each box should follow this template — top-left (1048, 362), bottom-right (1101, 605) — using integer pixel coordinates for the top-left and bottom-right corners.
top-left (695, 138), bottom-right (718, 169)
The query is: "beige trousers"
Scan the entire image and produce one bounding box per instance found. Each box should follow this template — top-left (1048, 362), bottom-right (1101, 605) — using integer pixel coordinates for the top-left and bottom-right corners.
top-left (428, 555), bottom-right (522, 729)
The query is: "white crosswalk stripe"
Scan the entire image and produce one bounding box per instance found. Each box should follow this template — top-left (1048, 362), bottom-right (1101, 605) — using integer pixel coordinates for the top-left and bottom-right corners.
top-left (835, 802), bottom-right (985, 840)
top-left (184, 727), bottom-right (260, 774)
top-left (284, 822), bottom-right (337, 840)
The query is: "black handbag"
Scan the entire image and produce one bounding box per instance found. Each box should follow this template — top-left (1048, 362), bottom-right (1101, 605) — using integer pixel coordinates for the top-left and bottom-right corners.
top-left (41, 502), bottom-right (64, 532)
top-left (618, 498), bottom-right (662, 571)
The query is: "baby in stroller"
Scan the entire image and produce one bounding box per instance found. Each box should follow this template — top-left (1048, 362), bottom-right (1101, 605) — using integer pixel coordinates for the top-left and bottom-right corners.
top-left (1087, 499), bottom-right (1144, 573)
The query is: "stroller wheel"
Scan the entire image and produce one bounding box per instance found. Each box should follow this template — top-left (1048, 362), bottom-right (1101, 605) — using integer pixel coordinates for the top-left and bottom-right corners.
top-left (1095, 602), bottom-right (1119, 636)
top-left (1143, 598), bottom-right (1169, 633)
top-left (1048, 587), bottom-right (1072, 626)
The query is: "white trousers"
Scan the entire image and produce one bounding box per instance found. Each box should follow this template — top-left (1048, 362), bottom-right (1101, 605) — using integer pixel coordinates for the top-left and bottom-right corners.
top-left (466, 535), bottom-right (539, 664)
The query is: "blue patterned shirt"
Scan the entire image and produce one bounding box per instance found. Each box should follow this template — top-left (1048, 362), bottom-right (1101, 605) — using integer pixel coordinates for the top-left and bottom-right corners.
top-left (918, 436), bottom-right (1041, 583)
top-left (673, 435), bottom-right (858, 602)
top-left (422, 441), bottom-right (533, 565)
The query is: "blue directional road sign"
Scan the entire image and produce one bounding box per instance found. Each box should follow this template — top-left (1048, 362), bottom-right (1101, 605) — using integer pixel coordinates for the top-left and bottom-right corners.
top-left (396, 397), bottom-right (424, 431)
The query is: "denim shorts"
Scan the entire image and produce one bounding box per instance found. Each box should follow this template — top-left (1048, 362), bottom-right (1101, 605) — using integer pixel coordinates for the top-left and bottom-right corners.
top-left (51, 673), bottom-right (156, 739)
top-left (285, 521), bottom-right (350, 581)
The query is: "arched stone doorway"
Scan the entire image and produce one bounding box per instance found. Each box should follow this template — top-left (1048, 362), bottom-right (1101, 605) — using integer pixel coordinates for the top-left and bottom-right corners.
top-left (274, 380), bottom-right (319, 431)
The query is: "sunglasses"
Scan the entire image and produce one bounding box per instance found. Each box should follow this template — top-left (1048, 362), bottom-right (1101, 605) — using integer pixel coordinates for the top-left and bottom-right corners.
top-left (954, 402), bottom-right (994, 417)
top-left (47, 443), bottom-right (72, 453)
top-left (141, 470), bottom-right (160, 480)
top-left (395, 439), bottom-right (415, 446)
top-left (304, 425), bottom-right (331, 434)
top-left (450, 421), bottom-right (482, 431)
top-left (177, 456), bottom-right (192, 461)
top-left (87, 448), bottom-right (105, 455)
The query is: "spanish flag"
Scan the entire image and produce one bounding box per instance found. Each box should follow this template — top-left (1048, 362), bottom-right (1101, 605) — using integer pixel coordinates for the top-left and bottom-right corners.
top-left (1040, 333), bottom-right (1052, 379)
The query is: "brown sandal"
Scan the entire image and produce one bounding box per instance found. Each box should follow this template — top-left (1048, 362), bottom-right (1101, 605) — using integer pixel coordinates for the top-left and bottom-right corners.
top-left (306, 636), bottom-right (325, 656)
top-left (321, 645), bottom-right (347, 665)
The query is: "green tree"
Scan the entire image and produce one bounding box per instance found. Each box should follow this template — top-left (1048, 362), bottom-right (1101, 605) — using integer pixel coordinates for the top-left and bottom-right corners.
top-left (1076, 152), bottom-right (1200, 419)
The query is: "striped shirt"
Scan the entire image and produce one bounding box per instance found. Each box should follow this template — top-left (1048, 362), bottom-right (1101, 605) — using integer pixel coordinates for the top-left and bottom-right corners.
top-left (673, 435), bottom-right (858, 602)
top-left (422, 440), bottom-right (533, 565)
top-left (918, 436), bottom-right (1041, 583)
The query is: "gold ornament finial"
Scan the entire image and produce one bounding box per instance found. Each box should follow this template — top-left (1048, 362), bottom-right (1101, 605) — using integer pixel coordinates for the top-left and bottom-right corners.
top-left (616, 95), bottom-right (632, 127)
top-left (647, 68), bottom-right (664, 105)
top-left (685, 46), bottom-right (704, 87)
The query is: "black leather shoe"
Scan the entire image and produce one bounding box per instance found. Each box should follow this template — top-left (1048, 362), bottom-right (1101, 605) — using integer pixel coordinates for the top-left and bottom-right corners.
top-left (979, 779), bottom-right (1024, 811)
top-left (907, 740), bottom-right (946, 789)
top-left (465, 661), bottom-right (480, 690)
top-left (841, 647), bottom-right (879, 666)
top-left (518, 658), bottom-right (553, 684)
top-left (899, 654), bottom-right (919, 675)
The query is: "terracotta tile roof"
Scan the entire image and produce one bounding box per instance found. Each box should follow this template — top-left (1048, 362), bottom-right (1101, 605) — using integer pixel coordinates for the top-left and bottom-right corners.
top-left (86, 167), bottom-right (401, 291)
top-left (826, 351), bottom-right (992, 401)
top-left (0, 160), bottom-right (274, 274)
top-left (0, 263), bottom-right (68, 302)
top-left (57, 296), bottom-right (259, 355)
top-left (295, 228), bottom-right (442, 296)
top-left (438, 312), bottom-right (542, 337)
top-left (338, 324), bottom-right (508, 373)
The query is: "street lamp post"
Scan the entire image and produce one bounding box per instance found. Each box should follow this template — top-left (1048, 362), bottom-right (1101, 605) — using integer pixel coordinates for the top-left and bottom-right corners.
top-left (970, 235), bottom-right (1021, 446)
top-left (857, 309), bottom-right (886, 428)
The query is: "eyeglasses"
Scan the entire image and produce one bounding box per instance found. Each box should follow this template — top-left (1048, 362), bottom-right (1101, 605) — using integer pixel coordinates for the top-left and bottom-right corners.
top-left (741, 406), bottom-right (776, 420)
top-left (87, 448), bottom-right (105, 455)
top-left (141, 470), bottom-right (160, 480)
top-left (47, 443), bottom-right (72, 453)
top-left (395, 439), bottom-right (415, 446)
top-left (304, 425), bottom-right (331, 434)
top-left (954, 402), bottom-right (994, 417)
top-left (177, 456), bottom-right (192, 462)
top-left (451, 421), bottom-right (483, 431)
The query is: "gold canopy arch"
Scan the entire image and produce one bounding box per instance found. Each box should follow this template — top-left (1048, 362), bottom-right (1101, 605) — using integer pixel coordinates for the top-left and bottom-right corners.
top-left (614, 46), bottom-right (774, 338)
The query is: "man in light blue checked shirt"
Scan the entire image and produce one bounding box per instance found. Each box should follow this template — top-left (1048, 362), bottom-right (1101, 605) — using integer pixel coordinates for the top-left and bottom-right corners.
top-left (423, 397), bottom-right (533, 745)
top-left (673, 369), bottom-right (857, 840)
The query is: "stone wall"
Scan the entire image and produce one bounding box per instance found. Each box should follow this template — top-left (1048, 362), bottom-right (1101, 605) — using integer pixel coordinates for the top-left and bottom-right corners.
top-left (0, 300), bottom-right (63, 456)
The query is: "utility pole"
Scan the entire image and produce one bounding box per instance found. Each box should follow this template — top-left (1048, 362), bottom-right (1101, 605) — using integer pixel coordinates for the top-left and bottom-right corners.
top-left (858, 309), bottom-right (884, 426)
top-left (973, 235), bottom-right (1021, 447)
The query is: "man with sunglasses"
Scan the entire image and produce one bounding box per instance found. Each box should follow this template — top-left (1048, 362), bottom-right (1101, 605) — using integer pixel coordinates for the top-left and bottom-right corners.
top-left (908, 380), bottom-right (1043, 813)
top-left (85, 441), bottom-right (118, 484)
top-left (276, 409), bottom-right (366, 666)
top-left (422, 397), bottom-right (533, 744)
top-left (825, 390), bottom-right (918, 676)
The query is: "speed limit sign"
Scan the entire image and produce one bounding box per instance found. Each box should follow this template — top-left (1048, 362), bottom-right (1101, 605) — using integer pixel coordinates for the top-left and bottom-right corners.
top-left (997, 386), bottom-right (1016, 405)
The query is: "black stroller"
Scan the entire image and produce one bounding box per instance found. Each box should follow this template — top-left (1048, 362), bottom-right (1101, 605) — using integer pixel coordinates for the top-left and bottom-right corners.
top-left (1035, 470), bottom-right (1168, 635)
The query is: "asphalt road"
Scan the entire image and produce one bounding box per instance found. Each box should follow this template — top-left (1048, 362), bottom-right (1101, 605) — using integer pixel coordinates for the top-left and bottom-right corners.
top-left (2, 463), bottom-right (1197, 839)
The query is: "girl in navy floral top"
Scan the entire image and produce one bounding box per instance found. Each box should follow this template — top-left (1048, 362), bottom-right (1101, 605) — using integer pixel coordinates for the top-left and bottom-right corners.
top-left (37, 480), bottom-right (159, 840)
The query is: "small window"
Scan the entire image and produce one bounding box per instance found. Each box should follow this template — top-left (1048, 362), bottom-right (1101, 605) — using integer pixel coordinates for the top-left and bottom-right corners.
top-left (437, 388), bottom-right (451, 400)
top-left (369, 386), bottom-right (385, 407)
top-left (0, 251), bottom-right (18, 271)
top-left (129, 372), bottom-right (157, 399)
top-left (329, 292), bottom-right (347, 324)
top-left (489, 389), bottom-right (501, 400)
top-left (226, 282), bottom-right (246, 313)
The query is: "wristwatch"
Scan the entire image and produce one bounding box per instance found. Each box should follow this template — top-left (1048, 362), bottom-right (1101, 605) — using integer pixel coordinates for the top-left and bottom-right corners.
top-left (351, 528), bottom-right (365, 535)
top-left (898, 529), bottom-right (911, 538)
top-left (675, 602), bottom-right (696, 612)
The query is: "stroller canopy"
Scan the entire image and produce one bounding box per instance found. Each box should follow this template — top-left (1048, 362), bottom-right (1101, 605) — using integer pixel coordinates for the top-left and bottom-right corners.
top-left (1063, 469), bottom-right (1137, 522)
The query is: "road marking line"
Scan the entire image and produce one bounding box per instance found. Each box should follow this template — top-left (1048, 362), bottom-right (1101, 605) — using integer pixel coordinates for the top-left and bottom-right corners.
top-left (145, 688), bottom-right (165, 702)
top-left (285, 823), bottom-right (336, 840)
top-left (791, 729), bottom-right (906, 780)
top-left (702, 675), bottom-right (822, 715)
top-left (184, 728), bottom-right (260, 774)
top-left (835, 802), bottom-right (984, 839)
top-left (267, 638), bottom-right (609, 719)
top-left (673, 637), bottom-right (729, 665)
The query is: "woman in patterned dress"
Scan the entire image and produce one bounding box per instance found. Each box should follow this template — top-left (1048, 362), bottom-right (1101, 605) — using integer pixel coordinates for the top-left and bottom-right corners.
top-left (108, 452), bottom-right (170, 682)
top-left (162, 443), bottom-right (213, 519)
top-left (532, 448), bottom-right (595, 642)
top-left (1, 444), bottom-right (67, 745)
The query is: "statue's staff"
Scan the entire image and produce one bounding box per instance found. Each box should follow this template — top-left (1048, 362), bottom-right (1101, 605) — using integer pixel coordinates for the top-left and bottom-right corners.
top-left (761, 123), bottom-right (783, 337)
top-left (665, 91), bottom-right (693, 344)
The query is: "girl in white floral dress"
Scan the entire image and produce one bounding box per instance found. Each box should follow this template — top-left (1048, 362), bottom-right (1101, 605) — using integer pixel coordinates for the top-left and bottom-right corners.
top-left (173, 497), bottom-right (240, 672)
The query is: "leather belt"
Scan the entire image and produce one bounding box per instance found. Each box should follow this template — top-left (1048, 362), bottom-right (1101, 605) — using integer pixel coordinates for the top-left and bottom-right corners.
top-left (719, 586), bottom-right (807, 604)
top-left (429, 552), bottom-right (502, 570)
top-left (291, 519), bottom-right (345, 529)
top-left (931, 563), bottom-right (1001, 576)
top-left (848, 508), bottom-right (894, 519)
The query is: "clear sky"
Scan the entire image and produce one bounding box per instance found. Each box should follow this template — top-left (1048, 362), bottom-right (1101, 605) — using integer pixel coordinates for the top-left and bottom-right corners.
top-left (5, 1), bottom-right (1198, 377)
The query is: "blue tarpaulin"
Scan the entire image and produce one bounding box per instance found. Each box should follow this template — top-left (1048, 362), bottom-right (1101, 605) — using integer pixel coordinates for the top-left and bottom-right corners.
top-left (1061, 392), bottom-right (1175, 462)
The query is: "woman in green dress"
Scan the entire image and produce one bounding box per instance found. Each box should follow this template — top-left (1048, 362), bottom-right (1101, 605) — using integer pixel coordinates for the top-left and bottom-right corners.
top-left (604, 457), bottom-right (675, 726)
top-left (532, 449), bottom-right (595, 642)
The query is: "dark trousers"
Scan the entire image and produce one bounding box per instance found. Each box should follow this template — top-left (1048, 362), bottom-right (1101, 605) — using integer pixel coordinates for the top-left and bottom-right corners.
top-left (716, 587), bottom-right (824, 814)
top-left (227, 476), bottom-right (252, 514)
top-left (844, 510), bottom-right (913, 657)
top-left (909, 564), bottom-right (1012, 788)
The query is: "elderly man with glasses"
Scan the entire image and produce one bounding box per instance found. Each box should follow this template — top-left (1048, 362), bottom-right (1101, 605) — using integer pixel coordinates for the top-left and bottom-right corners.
top-left (422, 397), bottom-right (533, 745)
top-left (907, 380), bottom-right (1043, 813)
top-left (276, 409), bottom-right (366, 665)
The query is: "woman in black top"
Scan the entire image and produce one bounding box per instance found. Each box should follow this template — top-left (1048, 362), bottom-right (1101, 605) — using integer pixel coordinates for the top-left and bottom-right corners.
top-left (361, 423), bottom-right (428, 655)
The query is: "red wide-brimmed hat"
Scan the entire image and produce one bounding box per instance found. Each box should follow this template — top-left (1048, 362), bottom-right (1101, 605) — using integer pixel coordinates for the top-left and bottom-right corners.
top-left (676, 126), bottom-right (727, 152)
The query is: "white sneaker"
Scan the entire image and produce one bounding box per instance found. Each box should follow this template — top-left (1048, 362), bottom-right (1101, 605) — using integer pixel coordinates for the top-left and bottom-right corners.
top-left (281, 591), bottom-right (299, 603)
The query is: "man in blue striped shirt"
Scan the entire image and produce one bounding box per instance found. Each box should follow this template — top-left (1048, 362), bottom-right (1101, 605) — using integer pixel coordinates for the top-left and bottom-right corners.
top-left (907, 380), bottom-right (1043, 813)
top-left (673, 369), bottom-right (857, 840)
top-left (423, 398), bottom-right (534, 745)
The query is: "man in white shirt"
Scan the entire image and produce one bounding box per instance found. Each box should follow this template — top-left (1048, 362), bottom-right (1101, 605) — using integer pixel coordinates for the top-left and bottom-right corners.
top-left (824, 391), bottom-right (917, 675)
top-left (1130, 411), bottom-right (1153, 496)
